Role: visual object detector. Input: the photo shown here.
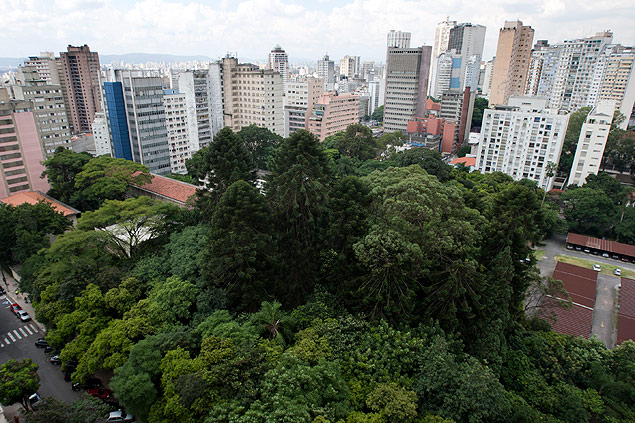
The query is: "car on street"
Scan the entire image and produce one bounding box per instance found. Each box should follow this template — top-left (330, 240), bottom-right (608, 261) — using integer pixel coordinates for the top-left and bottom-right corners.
top-left (28, 393), bottom-right (42, 409)
top-left (615, 268), bottom-right (622, 276)
top-left (50, 355), bottom-right (62, 365)
top-left (34, 338), bottom-right (48, 348)
top-left (10, 303), bottom-right (21, 315)
top-left (72, 377), bottom-right (102, 391)
top-left (593, 264), bottom-right (601, 272)
top-left (17, 310), bottom-right (31, 321)
top-left (106, 410), bottom-right (135, 422)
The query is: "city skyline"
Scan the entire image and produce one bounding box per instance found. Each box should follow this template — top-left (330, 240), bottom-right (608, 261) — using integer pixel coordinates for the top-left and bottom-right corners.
top-left (3, 0), bottom-right (635, 63)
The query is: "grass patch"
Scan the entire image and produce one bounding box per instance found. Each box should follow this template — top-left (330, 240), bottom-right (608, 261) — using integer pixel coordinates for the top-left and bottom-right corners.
top-left (533, 249), bottom-right (546, 261)
top-left (554, 254), bottom-right (635, 278)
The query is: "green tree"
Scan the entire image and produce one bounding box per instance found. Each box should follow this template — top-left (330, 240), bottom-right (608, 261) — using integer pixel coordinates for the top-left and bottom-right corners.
top-left (471, 97), bottom-right (488, 129)
top-left (205, 180), bottom-right (275, 311)
top-left (583, 172), bottom-right (627, 206)
top-left (457, 145), bottom-right (471, 158)
top-left (41, 147), bottom-right (92, 205)
top-left (366, 383), bottom-right (418, 422)
top-left (237, 124), bottom-right (283, 170)
top-left (396, 148), bottom-right (451, 181)
top-left (559, 107), bottom-right (591, 175)
top-left (331, 124), bottom-right (378, 161)
top-left (615, 207), bottom-right (635, 245)
top-left (25, 396), bottom-right (111, 423)
top-left (0, 359), bottom-right (40, 410)
top-left (78, 196), bottom-right (181, 258)
top-left (371, 105), bottom-right (384, 122)
top-left (561, 187), bottom-right (618, 237)
top-left (74, 156), bottom-right (152, 211)
top-left (266, 130), bottom-right (333, 305)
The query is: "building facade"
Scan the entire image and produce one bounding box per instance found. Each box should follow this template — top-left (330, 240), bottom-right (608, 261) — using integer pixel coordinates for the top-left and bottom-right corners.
top-left (307, 94), bottom-right (359, 141)
top-left (268, 45), bottom-right (289, 92)
top-left (317, 54), bottom-right (336, 91)
top-left (439, 87), bottom-right (475, 150)
top-left (568, 101), bottom-right (615, 186)
top-left (102, 70), bottom-right (171, 175)
top-left (489, 21), bottom-right (535, 106)
top-left (283, 77), bottom-right (324, 137)
top-left (221, 57), bottom-right (284, 136)
top-left (383, 46), bottom-right (432, 133)
top-left (387, 30), bottom-right (412, 49)
top-left (475, 96), bottom-right (569, 190)
top-left (0, 100), bottom-right (50, 197)
top-left (58, 45), bottom-right (102, 133)
top-left (92, 112), bottom-right (111, 157)
top-left (340, 56), bottom-right (361, 79)
top-left (22, 52), bottom-right (60, 85)
top-left (163, 90), bottom-right (192, 174)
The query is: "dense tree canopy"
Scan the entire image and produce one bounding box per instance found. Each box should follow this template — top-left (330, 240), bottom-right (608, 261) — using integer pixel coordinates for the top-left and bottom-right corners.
top-left (0, 359), bottom-right (40, 410)
top-left (10, 123), bottom-right (635, 423)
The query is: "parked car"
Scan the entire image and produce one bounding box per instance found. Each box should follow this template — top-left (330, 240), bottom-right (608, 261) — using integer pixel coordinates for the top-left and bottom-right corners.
top-left (72, 377), bottom-right (102, 391)
top-left (17, 310), bottom-right (31, 321)
top-left (612, 254), bottom-right (619, 260)
top-left (0, 286), bottom-right (5, 295)
top-left (88, 387), bottom-right (112, 400)
top-left (575, 246), bottom-right (582, 251)
top-left (615, 268), bottom-right (622, 276)
top-left (592, 250), bottom-right (599, 255)
top-left (593, 264), bottom-right (601, 272)
top-left (566, 244), bottom-right (574, 250)
top-left (34, 338), bottom-right (48, 348)
top-left (28, 393), bottom-right (42, 409)
top-left (10, 304), bottom-right (21, 315)
top-left (602, 253), bottom-right (610, 258)
top-left (50, 355), bottom-right (62, 365)
top-left (44, 346), bottom-right (55, 354)
top-left (106, 410), bottom-right (135, 422)
top-left (621, 257), bottom-right (629, 262)
top-left (583, 248), bottom-right (590, 253)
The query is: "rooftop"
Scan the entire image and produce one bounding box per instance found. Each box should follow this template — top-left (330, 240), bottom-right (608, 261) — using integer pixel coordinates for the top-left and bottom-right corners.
top-left (0, 191), bottom-right (80, 216)
top-left (132, 173), bottom-right (198, 205)
top-left (618, 278), bottom-right (635, 345)
top-left (449, 157), bottom-right (476, 167)
top-left (567, 233), bottom-right (635, 259)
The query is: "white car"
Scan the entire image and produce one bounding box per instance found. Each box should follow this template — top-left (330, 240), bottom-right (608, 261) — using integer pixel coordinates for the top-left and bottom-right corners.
top-left (614, 268), bottom-right (622, 276)
top-left (106, 410), bottom-right (135, 422)
top-left (593, 264), bottom-right (601, 272)
top-left (17, 310), bottom-right (31, 321)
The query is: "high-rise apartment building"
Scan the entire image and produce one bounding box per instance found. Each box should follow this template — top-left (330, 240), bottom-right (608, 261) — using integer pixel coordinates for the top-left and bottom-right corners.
top-left (317, 54), bottom-right (336, 91)
top-left (340, 56), bottom-right (361, 79)
top-left (163, 90), bottom-right (191, 174)
top-left (102, 70), bottom-right (171, 175)
top-left (0, 100), bottom-right (50, 197)
top-left (92, 112), bottom-right (111, 157)
top-left (447, 23), bottom-right (486, 87)
top-left (597, 45), bottom-right (635, 128)
top-left (178, 65), bottom-right (224, 152)
top-left (283, 77), bottom-right (323, 137)
top-left (387, 30), bottom-right (412, 49)
top-left (568, 101), bottom-right (615, 186)
top-left (489, 21), bottom-right (535, 106)
top-left (307, 93), bottom-right (360, 141)
top-left (475, 96), bottom-right (569, 190)
top-left (430, 50), bottom-right (462, 99)
top-left (12, 66), bottom-right (72, 158)
top-left (548, 32), bottom-right (613, 112)
top-left (58, 45), bottom-right (102, 133)
top-left (439, 87), bottom-right (475, 150)
top-left (221, 57), bottom-right (284, 136)
top-left (23, 52), bottom-right (60, 85)
top-left (524, 41), bottom-right (551, 96)
top-left (383, 46), bottom-right (432, 133)
top-left (368, 79), bottom-right (385, 116)
top-left (481, 58), bottom-right (495, 97)
top-left (432, 18), bottom-right (457, 63)
top-left (268, 45), bottom-right (289, 92)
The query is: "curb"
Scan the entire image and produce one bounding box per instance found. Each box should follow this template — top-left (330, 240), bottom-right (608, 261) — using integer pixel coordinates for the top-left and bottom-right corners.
top-left (2, 289), bottom-right (45, 335)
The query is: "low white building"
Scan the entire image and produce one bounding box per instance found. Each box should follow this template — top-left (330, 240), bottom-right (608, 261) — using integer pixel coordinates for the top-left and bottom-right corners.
top-left (475, 96), bottom-right (570, 190)
top-left (568, 101), bottom-right (615, 186)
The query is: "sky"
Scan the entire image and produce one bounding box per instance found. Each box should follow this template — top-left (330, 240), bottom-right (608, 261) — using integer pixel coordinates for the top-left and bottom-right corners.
top-left (3, 0), bottom-right (635, 63)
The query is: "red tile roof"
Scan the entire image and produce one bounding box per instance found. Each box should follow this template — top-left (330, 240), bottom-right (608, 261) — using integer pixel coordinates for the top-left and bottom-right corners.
top-left (567, 233), bottom-right (635, 258)
top-left (542, 298), bottom-right (593, 338)
top-left (552, 262), bottom-right (598, 308)
top-left (133, 173), bottom-right (197, 204)
top-left (618, 278), bottom-right (635, 345)
top-left (449, 157), bottom-right (476, 167)
top-left (0, 191), bottom-right (79, 216)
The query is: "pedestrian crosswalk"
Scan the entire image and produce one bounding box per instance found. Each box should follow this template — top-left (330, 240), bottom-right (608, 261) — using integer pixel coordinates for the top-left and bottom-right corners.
top-left (0, 324), bottom-right (39, 347)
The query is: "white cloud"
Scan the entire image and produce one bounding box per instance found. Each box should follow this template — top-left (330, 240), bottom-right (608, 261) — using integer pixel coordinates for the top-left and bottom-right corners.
top-left (2, 0), bottom-right (635, 63)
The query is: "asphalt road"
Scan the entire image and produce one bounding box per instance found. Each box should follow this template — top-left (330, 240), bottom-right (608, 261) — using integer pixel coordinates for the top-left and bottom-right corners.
top-left (0, 293), bottom-right (80, 404)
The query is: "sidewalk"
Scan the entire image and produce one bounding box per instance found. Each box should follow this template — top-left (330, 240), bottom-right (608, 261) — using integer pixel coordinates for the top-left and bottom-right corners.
top-left (1, 268), bottom-right (44, 334)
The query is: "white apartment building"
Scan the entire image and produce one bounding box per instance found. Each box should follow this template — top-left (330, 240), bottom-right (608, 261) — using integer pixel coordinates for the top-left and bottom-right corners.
top-left (178, 65), bottom-right (224, 152)
top-left (340, 56), bottom-right (361, 79)
top-left (268, 45), bottom-right (289, 92)
top-left (92, 112), bottom-right (111, 157)
top-left (163, 90), bottom-right (191, 174)
top-left (476, 96), bottom-right (570, 190)
top-left (283, 77), bottom-right (324, 137)
top-left (597, 46), bottom-right (635, 129)
top-left (317, 54), bottom-right (336, 91)
top-left (387, 30), bottom-right (412, 49)
top-left (368, 79), bottom-right (385, 116)
top-left (22, 52), bottom-right (60, 85)
top-left (568, 101), bottom-right (615, 186)
top-left (221, 57), bottom-right (284, 136)
top-left (549, 32), bottom-right (613, 112)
